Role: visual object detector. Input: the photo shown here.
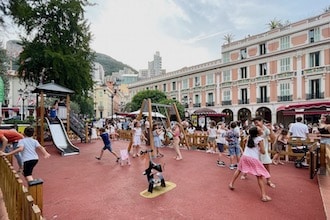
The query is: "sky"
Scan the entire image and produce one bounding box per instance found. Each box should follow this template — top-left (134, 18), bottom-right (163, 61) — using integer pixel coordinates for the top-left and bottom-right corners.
top-left (2, 0), bottom-right (330, 72)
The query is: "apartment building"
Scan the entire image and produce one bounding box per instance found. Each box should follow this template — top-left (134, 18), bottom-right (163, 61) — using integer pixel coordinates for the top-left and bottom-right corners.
top-left (129, 12), bottom-right (330, 127)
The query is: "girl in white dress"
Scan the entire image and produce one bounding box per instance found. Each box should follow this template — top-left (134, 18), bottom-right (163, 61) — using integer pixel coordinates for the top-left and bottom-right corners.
top-left (132, 121), bottom-right (145, 157)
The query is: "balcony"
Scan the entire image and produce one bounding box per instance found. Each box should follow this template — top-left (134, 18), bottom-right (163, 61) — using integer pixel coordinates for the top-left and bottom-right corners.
top-left (277, 95), bottom-right (292, 102)
top-left (257, 97), bottom-right (269, 103)
top-left (221, 100), bottom-right (232, 106)
top-left (206, 102), bottom-right (214, 106)
top-left (306, 92), bottom-right (324, 100)
top-left (183, 103), bottom-right (189, 108)
top-left (193, 103), bottom-right (201, 108)
top-left (238, 99), bottom-right (250, 104)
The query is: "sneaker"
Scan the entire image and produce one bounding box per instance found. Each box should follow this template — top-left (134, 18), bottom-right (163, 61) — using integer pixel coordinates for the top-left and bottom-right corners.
top-left (217, 161), bottom-right (226, 167)
top-left (206, 150), bottom-right (211, 153)
top-left (229, 164), bottom-right (236, 170)
top-left (233, 164), bottom-right (238, 167)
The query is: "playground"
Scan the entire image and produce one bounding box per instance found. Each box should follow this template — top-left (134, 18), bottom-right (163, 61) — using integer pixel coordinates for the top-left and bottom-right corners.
top-left (23, 138), bottom-right (327, 219)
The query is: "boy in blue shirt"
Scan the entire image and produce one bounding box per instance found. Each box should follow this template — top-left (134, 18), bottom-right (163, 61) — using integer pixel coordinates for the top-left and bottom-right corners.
top-left (95, 128), bottom-right (120, 162)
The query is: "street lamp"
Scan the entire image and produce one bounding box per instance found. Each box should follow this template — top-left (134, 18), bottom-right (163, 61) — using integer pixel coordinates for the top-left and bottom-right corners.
top-left (110, 84), bottom-right (118, 121)
top-left (18, 89), bottom-right (29, 120)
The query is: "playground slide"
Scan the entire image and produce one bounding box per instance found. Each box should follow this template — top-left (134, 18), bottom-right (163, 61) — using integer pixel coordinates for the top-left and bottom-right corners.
top-left (45, 117), bottom-right (80, 156)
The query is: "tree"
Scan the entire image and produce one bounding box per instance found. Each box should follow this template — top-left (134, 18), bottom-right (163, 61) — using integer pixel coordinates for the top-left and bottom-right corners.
top-left (3, 0), bottom-right (95, 97)
top-left (324, 5), bottom-right (330, 12)
top-left (267, 18), bottom-right (281, 30)
top-left (130, 90), bottom-right (184, 119)
top-left (223, 33), bottom-right (234, 44)
top-left (0, 42), bottom-right (10, 101)
top-left (131, 90), bottom-right (167, 111)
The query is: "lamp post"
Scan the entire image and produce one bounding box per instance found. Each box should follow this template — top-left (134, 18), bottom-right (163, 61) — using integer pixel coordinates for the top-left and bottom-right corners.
top-left (18, 89), bottom-right (29, 120)
top-left (111, 84), bottom-right (118, 121)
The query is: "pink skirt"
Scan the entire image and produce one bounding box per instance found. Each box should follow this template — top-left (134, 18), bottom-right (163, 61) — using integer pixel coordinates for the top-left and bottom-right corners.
top-left (238, 155), bottom-right (271, 178)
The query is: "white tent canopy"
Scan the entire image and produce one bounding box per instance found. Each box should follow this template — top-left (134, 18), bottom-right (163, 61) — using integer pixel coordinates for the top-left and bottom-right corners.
top-left (129, 110), bottom-right (166, 118)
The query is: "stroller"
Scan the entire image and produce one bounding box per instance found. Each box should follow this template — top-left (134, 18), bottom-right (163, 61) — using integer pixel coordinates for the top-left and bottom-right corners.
top-left (290, 138), bottom-right (309, 168)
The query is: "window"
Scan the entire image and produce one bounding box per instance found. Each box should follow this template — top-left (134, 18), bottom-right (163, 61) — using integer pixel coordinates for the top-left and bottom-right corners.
top-left (222, 52), bottom-right (230, 63)
top-left (163, 83), bottom-right (166, 92)
top-left (280, 57), bottom-right (290, 72)
top-left (309, 79), bottom-right (321, 99)
top-left (155, 85), bottom-right (158, 90)
top-left (280, 83), bottom-right (290, 96)
top-left (223, 70), bottom-right (231, 82)
top-left (309, 27), bottom-right (320, 43)
top-left (240, 67), bottom-right (247, 79)
top-left (223, 90), bottom-right (231, 101)
top-left (240, 48), bottom-right (247, 59)
top-left (194, 77), bottom-right (200, 86)
top-left (207, 93), bottom-right (214, 106)
top-left (259, 86), bottom-right (268, 103)
top-left (280, 36), bottom-right (290, 50)
top-left (206, 74), bottom-right (214, 85)
top-left (241, 88), bottom-right (248, 104)
top-left (259, 63), bottom-right (267, 76)
top-left (182, 79), bottom-right (188, 89)
top-left (309, 51), bottom-right (320, 67)
top-left (172, 82), bottom-right (176, 91)
top-left (259, 43), bottom-right (266, 55)
top-left (194, 94), bottom-right (200, 104)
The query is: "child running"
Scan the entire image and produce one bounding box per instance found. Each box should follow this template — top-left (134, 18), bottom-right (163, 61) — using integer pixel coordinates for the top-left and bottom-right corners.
top-left (228, 126), bottom-right (272, 202)
top-left (0, 126), bottom-right (51, 183)
top-left (95, 127), bottom-right (120, 162)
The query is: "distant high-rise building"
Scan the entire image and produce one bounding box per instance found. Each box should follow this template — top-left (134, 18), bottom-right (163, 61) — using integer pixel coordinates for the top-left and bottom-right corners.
top-left (139, 51), bottom-right (166, 78)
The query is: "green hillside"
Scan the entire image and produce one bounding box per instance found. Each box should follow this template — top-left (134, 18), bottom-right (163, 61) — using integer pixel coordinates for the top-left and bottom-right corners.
top-left (94, 52), bottom-right (138, 76)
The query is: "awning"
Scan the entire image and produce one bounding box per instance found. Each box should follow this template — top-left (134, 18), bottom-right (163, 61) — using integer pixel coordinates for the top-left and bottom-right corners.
top-left (1, 107), bottom-right (20, 112)
top-left (192, 112), bottom-right (227, 117)
top-left (283, 101), bottom-right (330, 111)
top-left (283, 110), bottom-right (330, 115)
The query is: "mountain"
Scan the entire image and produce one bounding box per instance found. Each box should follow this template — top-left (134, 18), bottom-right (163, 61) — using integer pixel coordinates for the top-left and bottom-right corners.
top-left (94, 52), bottom-right (138, 76)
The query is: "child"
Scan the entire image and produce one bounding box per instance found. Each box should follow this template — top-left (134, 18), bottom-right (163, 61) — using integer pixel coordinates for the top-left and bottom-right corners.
top-left (153, 123), bottom-right (163, 157)
top-left (216, 122), bottom-right (227, 167)
top-left (228, 126), bottom-right (272, 202)
top-left (95, 127), bottom-right (120, 162)
top-left (225, 121), bottom-right (241, 170)
top-left (272, 129), bottom-right (289, 165)
top-left (206, 121), bottom-right (217, 153)
top-left (0, 126), bottom-right (51, 183)
top-left (132, 121), bottom-right (146, 158)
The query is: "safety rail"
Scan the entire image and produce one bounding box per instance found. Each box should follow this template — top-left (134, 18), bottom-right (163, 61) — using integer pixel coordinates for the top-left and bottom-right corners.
top-left (0, 156), bottom-right (44, 220)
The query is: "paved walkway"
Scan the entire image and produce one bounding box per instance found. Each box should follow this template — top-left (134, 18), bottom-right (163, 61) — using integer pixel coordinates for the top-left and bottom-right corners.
top-left (2, 139), bottom-right (329, 219)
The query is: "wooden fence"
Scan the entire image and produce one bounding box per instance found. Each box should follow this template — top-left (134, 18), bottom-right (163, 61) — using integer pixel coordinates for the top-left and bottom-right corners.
top-left (0, 155), bottom-right (44, 220)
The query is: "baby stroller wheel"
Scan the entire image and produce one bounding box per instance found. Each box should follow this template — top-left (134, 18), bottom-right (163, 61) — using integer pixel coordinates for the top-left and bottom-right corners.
top-left (295, 162), bottom-right (301, 168)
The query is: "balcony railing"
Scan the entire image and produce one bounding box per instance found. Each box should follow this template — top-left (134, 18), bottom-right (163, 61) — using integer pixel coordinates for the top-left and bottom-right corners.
top-left (221, 100), bottom-right (232, 106)
top-left (277, 95), bottom-right (293, 102)
top-left (193, 103), bottom-right (201, 107)
top-left (257, 97), bottom-right (270, 103)
top-left (238, 99), bottom-right (250, 104)
top-left (306, 92), bottom-right (324, 100)
top-left (206, 102), bottom-right (214, 106)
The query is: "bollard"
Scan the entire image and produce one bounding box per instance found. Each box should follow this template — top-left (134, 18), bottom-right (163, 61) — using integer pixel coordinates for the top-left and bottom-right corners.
top-left (28, 179), bottom-right (44, 213)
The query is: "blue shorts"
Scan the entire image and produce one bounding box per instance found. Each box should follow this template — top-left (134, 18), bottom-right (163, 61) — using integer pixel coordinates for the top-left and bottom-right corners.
top-left (228, 146), bottom-right (240, 156)
top-left (217, 143), bottom-right (225, 153)
top-left (102, 144), bottom-right (113, 152)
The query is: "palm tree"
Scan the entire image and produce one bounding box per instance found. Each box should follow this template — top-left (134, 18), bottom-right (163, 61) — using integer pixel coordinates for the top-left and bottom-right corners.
top-left (223, 33), bottom-right (234, 44)
top-left (267, 18), bottom-right (281, 30)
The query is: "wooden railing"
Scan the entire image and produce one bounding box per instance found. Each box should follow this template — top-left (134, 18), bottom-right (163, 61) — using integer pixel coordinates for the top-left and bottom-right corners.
top-left (325, 144), bottom-right (330, 175)
top-left (0, 156), bottom-right (44, 219)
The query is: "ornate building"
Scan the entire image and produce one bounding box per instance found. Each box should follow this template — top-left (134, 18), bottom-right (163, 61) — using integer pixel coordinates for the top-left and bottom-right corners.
top-left (129, 12), bottom-right (330, 127)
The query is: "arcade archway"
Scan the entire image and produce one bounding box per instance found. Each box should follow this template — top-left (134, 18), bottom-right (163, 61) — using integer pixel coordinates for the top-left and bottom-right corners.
top-left (255, 107), bottom-right (272, 122)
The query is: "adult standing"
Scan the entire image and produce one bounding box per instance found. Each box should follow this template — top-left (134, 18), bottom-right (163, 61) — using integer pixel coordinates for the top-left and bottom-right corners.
top-left (168, 123), bottom-right (183, 160)
top-left (318, 114), bottom-right (330, 144)
top-left (252, 116), bottom-right (276, 188)
top-left (289, 116), bottom-right (309, 140)
top-left (0, 129), bottom-right (24, 172)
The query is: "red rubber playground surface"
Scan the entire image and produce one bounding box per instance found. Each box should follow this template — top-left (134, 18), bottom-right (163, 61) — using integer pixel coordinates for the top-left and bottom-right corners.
top-left (30, 139), bottom-right (327, 219)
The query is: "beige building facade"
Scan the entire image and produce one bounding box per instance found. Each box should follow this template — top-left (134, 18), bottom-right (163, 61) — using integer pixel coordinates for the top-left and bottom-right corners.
top-left (129, 12), bottom-right (330, 127)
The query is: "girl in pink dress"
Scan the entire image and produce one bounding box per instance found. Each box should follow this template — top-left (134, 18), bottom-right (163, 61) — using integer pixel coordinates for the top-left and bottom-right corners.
top-left (228, 126), bottom-right (272, 202)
